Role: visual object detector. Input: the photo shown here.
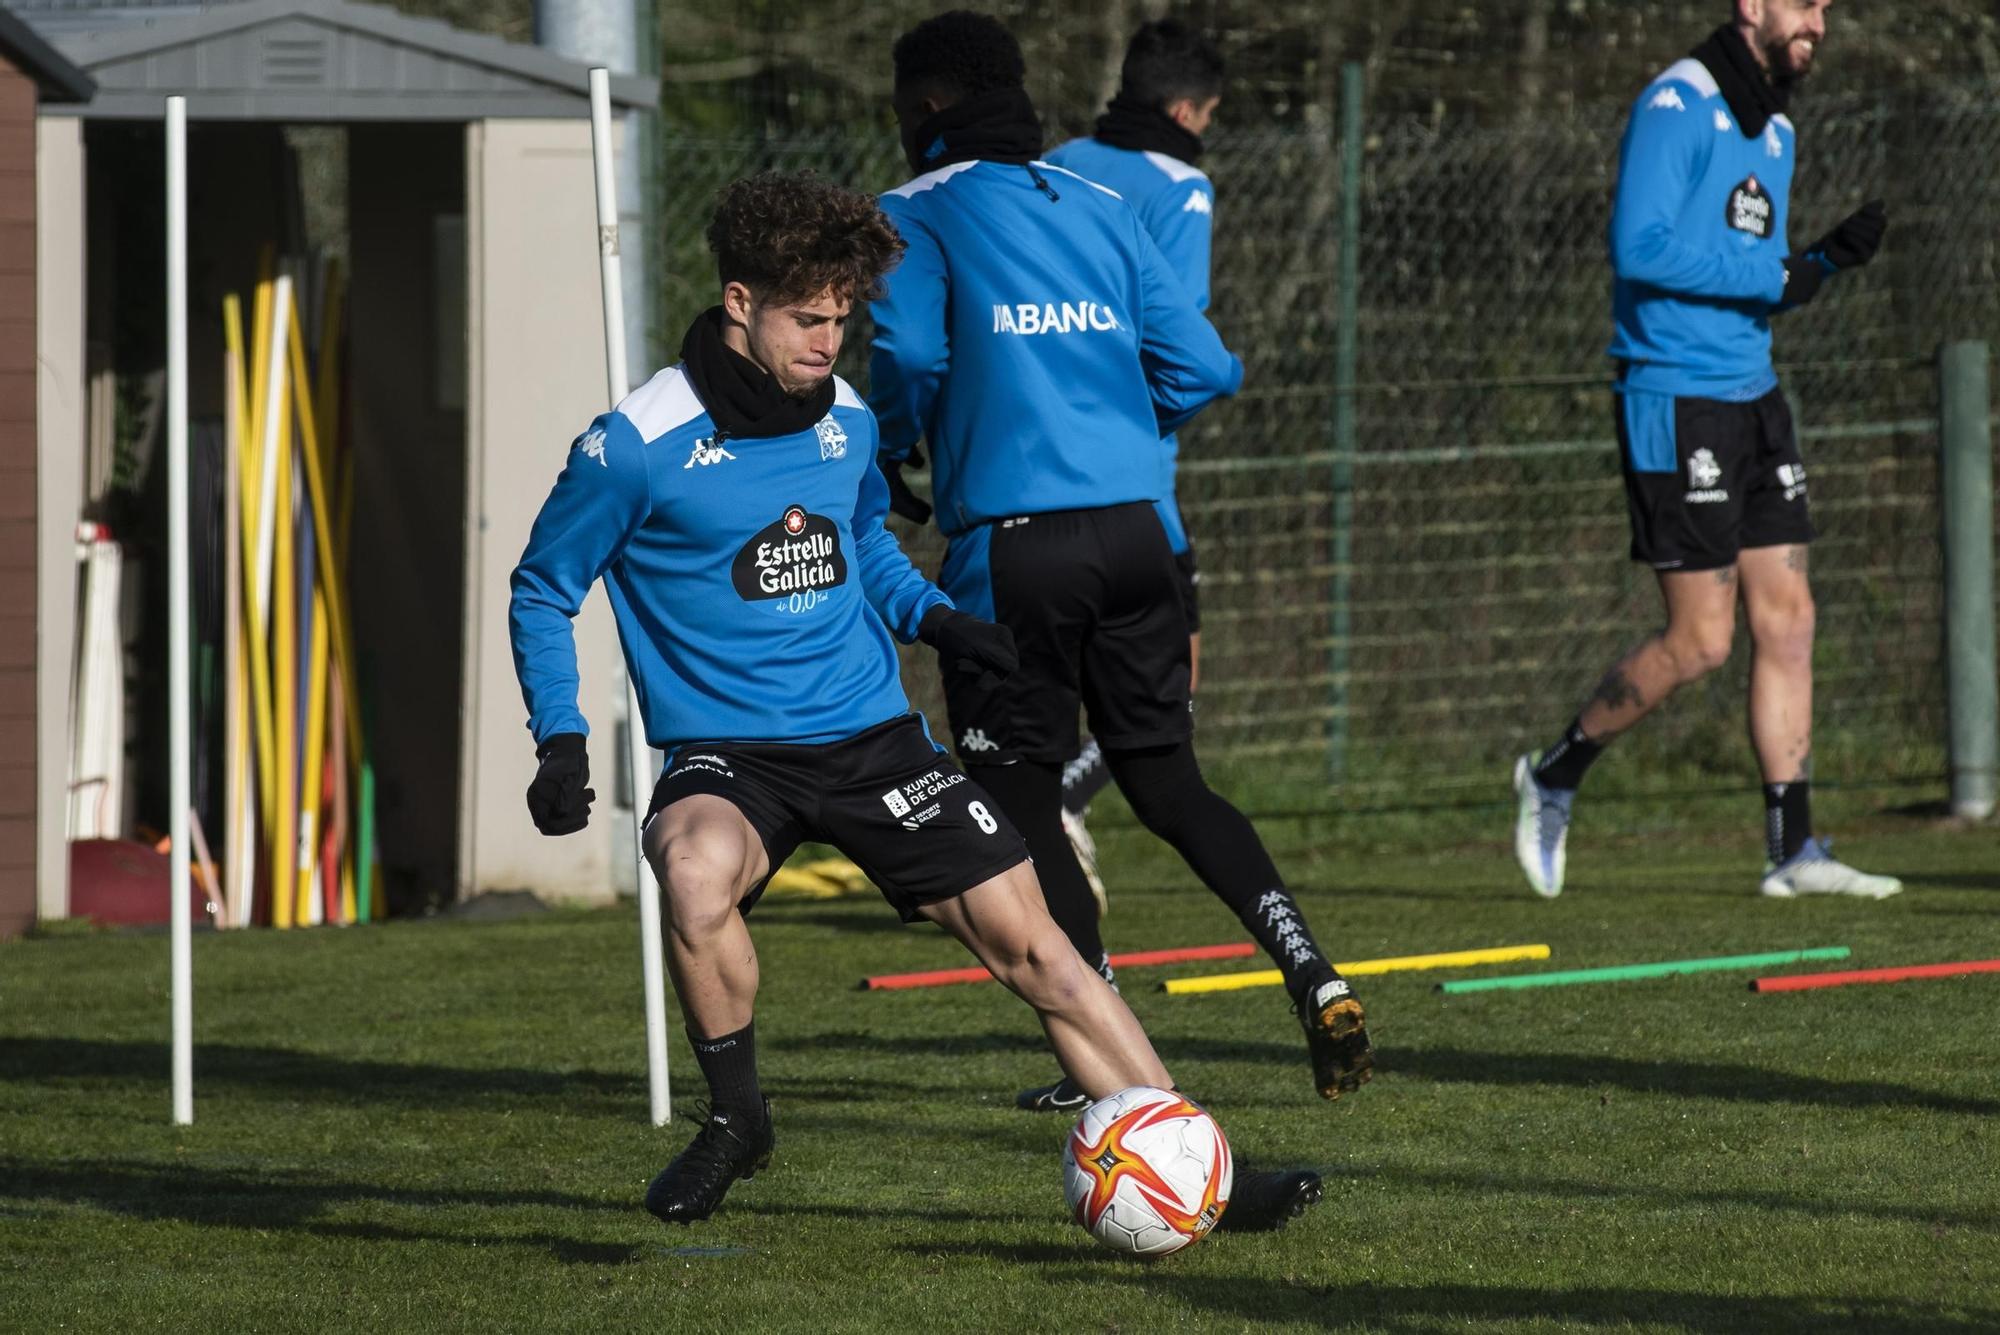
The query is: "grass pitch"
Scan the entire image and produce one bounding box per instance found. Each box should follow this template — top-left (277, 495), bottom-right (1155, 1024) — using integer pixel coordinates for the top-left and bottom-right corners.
top-left (3, 789), bottom-right (1996, 1332)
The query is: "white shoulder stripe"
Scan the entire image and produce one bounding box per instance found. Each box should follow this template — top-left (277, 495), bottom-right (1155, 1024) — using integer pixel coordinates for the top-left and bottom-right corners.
top-left (1141, 150), bottom-right (1210, 186)
top-left (616, 364), bottom-right (705, 442)
top-left (885, 161), bottom-right (980, 199)
top-left (1652, 57), bottom-right (1719, 99)
top-left (1772, 113), bottom-right (1794, 132)
top-left (1034, 161), bottom-right (1123, 199)
top-left (832, 375), bottom-right (866, 412)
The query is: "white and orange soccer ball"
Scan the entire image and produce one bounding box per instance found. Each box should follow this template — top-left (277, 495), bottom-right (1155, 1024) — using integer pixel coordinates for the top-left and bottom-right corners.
top-left (1063, 1086), bottom-right (1232, 1256)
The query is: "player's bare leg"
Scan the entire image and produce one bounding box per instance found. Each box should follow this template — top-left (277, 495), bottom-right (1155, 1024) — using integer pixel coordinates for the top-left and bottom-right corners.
top-left (641, 796), bottom-right (776, 1225)
top-left (919, 862), bottom-right (1170, 1097)
top-left (1739, 543), bottom-right (1899, 897)
top-left (1514, 567), bottom-right (1739, 896)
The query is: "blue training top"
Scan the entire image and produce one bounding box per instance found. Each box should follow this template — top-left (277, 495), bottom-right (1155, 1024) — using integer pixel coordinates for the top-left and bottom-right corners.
top-left (509, 368), bottom-right (949, 750)
top-left (1608, 56), bottom-right (1799, 401)
top-left (869, 158), bottom-right (1241, 540)
top-left (1045, 136), bottom-right (1220, 555)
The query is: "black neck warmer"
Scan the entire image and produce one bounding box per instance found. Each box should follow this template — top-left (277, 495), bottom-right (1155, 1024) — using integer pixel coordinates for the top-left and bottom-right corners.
top-left (1690, 23), bottom-right (1791, 139)
top-left (678, 306), bottom-right (833, 442)
top-left (1093, 91), bottom-right (1204, 165)
top-left (906, 85), bottom-right (1044, 174)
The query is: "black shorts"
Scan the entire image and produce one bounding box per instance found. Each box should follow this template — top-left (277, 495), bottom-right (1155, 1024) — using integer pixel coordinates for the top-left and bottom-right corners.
top-left (938, 502), bottom-right (1192, 765)
top-left (645, 714), bottom-right (1028, 922)
top-left (1173, 547), bottom-right (1201, 634)
top-left (1616, 385), bottom-right (1815, 572)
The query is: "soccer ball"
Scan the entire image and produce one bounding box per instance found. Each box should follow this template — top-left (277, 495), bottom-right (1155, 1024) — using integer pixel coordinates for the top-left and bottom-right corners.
top-left (1063, 1085), bottom-right (1232, 1256)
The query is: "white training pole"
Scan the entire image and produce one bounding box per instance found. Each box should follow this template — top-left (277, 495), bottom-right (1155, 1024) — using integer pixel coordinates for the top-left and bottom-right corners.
top-left (590, 67), bottom-right (670, 1128)
top-left (166, 96), bottom-right (193, 1126)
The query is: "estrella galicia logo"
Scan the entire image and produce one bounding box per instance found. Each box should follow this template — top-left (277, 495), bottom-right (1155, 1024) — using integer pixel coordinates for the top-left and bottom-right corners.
top-left (732, 505), bottom-right (848, 606)
top-left (1725, 175), bottom-right (1773, 238)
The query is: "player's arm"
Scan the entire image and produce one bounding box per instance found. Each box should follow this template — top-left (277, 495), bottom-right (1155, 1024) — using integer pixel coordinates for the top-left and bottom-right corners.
top-left (867, 198), bottom-right (950, 465)
top-left (1134, 221), bottom-right (1243, 434)
top-left (850, 415), bottom-right (951, 642)
top-left (1147, 178), bottom-right (1215, 313)
top-left (1608, 85), bottom-right (1786, 305)
top-left (508, 412), bottom-right (653, 743)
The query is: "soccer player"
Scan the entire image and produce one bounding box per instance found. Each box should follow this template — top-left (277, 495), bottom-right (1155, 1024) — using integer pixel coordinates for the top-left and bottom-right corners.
top-left (1512, 0), bottom-right (1901, 900)
top-left (509, 170), bottom-right (1321, 1231)
top-left (1045, 19), bottom-right (1225, 917)
top-left (870, 11), bottom-right (1373, 1115)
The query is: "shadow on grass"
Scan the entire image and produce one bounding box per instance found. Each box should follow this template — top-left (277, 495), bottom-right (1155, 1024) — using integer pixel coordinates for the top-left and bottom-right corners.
top-left (0, 1037), bottom-right (640, 1113)
top-left (0, 1156), bottom-right (646, 1265)
top-left (780, 1031), bottom-right (2000, 1117)
top-left (1332, 1162), bottom-right (2000, 1234)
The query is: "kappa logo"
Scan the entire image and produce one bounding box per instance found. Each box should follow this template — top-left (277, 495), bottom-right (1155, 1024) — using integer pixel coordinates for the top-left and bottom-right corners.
top-left (685, 437), bottom-right (736, 469)
top-left (1648, 86), bottom-right (1685, 112)
top-left (815, 415), bottom-right (848, 462)
top-left (1765, 123), bottom-right (1784, 158)
top-left (1714, 108), bottom-right (1732, 133)
top-left (959, 728), bottom-right (1000, 753)
top-left (573, 427), bottom-right (608, 467)
top-left (1182, 190), bottom-right (1212, 215)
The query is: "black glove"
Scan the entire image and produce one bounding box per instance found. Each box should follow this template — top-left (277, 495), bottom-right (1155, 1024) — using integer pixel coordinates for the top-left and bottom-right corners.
top-left (882, 458), bottom-right (932, 524)
top-left (918, 605), bottom-right (1018, 688)
top-left (1807, 199), bottom-right (1886, 272)
top-left (526, 732), bottom-right (594, 835)
top-left (1780, 255), bottom-right (1826, 309)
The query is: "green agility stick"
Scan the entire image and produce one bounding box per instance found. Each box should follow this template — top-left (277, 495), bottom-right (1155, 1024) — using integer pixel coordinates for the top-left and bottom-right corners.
top-left (1437, 947), bottom-right (1850, 994)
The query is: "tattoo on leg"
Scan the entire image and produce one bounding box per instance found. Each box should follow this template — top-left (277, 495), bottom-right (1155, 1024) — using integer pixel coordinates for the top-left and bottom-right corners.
top-left (1588, 665), bottom-right (1645, 713)
top-left (1714, 565), bottom-right (1739, 587)
top-left (1784, 546), bottom-right (1808, 573)
top-left (1793, 748), bottom-right (1811, 783)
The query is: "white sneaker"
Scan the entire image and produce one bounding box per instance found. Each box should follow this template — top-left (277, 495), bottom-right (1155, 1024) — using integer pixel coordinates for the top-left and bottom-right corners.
top-left (1512, 754), bottom-right (1573, 899)
top-left (1759, 837), bottom-right (1903, 899)
top-left (1061, 805), bottom-right (1109, 918)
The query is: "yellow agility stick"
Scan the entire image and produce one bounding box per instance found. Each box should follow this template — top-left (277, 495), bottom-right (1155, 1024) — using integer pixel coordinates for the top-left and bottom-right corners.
top-left (1162, 943), bottom-right (1553, 995)
top-left (287, 295), bottom-right (363, 761)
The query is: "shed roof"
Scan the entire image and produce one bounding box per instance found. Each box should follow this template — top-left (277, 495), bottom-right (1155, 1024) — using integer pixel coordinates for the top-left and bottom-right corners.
top-left (34, 0), bottom-right (653, 120)
top-left (0, 4), bottom-right (95, 101)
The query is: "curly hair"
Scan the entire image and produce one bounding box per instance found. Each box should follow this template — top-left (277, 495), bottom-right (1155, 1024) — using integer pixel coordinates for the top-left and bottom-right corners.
top-left (706, 170), bottom-right (906, 307)
top-left (891, 10), bottom-right (1025, 97)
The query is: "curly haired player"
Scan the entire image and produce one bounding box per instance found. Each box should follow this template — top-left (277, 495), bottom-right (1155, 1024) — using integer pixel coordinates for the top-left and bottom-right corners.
top-left (509, 169), bottom-right (1321, 1232)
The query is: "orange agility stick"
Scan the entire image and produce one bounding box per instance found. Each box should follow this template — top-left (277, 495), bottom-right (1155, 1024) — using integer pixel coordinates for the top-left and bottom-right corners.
top-left (862, 942), bottom-right (1256, 991)
top-left (1751, 959), bottom-right (2000, 993)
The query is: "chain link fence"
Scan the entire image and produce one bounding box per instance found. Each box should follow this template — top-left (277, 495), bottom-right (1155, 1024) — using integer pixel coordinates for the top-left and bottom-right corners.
top-left (656, 84), bottom-right (1999, 810)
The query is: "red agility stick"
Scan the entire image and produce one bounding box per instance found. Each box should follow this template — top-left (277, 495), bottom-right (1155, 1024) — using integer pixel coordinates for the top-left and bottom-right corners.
top-left (862, 942), bottom-right (1257, 991)
top-left (1751, 959), bottom-right (2000, 993)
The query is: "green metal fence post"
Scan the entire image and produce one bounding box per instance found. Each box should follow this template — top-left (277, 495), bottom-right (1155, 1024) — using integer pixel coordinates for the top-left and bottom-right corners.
top-left (1939, 340), bottom-right (1997, 819)
top-left (1328, 61), bottom-right (1362, 783)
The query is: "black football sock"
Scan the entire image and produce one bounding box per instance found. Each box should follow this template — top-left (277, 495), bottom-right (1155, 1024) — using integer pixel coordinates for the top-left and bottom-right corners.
top-left (967, 760), bottom-right (1111, 978)
top-left (1061, 737), bottom-right (1114, 814)
top-left (689, 1021), bottom-right (763, 1121)
top-left (1532, 718), bottom-right (1604, 791)
top-left (1105, 742), bottom-right (1329, 994)
top-left (1764, 780), bottom-right (1812, 864)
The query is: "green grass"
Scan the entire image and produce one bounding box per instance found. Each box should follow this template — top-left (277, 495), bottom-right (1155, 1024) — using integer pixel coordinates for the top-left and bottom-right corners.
top-left (3, 792), bottom-right (1997, 1332)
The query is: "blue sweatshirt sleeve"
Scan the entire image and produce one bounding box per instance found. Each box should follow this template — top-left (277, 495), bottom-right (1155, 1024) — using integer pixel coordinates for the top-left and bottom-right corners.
top-left (869, 198), bottom-right (950, 464)
top-left (1609, 84), bottom-right (1787, 304)
top-left (508, 413), bottom-right (653, 743)
top-left (1134, 219), bottom-right (1243, 433)
top-left (1147, 179), bottom-right (1215, 312)
top-left (851, 412), bottom-right (951, 641)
